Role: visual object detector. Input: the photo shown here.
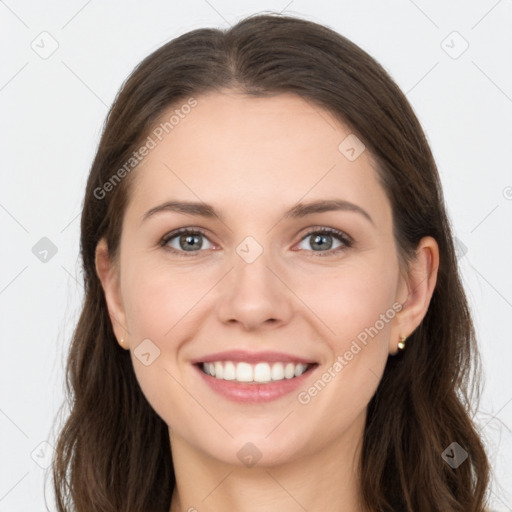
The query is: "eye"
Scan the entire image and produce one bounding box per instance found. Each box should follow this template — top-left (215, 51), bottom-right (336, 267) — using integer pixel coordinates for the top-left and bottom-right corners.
top-left (160, 228), bottom-right (214, 256)
top-left (296, 227), bottom-right (353, 256)
top-left (160, 226), bottom-right (353, 257)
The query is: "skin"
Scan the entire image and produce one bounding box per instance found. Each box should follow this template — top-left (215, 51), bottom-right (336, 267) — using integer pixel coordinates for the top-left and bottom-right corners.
top-left (95, 90), bottom-right (439, 512)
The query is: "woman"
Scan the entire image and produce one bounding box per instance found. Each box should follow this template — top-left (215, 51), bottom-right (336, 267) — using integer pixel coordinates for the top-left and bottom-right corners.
top-left (51, 12), bottom-right (491, 511)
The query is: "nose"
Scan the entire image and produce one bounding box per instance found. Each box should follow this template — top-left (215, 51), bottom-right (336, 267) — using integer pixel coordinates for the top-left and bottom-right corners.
top-left (216, 247), bottom-right (294, 331)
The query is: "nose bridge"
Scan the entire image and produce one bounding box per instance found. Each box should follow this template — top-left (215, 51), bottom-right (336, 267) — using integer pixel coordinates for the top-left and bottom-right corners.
top-left (231, 235), bottom-right (278, 302)
top-left (215, 234), bottom-right (293, 329)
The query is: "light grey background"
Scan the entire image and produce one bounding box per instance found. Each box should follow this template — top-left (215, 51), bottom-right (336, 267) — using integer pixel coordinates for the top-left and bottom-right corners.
top-left (0, 1), bottom-right (511, 510)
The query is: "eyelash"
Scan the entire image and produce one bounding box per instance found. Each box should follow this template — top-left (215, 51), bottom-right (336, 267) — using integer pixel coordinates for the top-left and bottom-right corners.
top-left (160, 227), bottom-right (353, 258)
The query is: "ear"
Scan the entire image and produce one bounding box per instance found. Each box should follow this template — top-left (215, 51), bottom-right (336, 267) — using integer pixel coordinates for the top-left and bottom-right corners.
top-left (95, 237), bottom-right (130, 349)
top-left (389, 236), bottom-right (439, 355)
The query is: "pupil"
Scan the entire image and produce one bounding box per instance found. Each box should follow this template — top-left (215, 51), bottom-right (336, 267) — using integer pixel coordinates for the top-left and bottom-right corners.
top-left (181, 234), bottom-right (201, 251)
top-left (312, 234), bottom-right (332, 251)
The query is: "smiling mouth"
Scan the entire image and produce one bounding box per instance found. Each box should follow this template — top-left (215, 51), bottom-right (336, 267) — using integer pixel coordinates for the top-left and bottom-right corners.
top-left (197, 361), bottom-right (318, 384)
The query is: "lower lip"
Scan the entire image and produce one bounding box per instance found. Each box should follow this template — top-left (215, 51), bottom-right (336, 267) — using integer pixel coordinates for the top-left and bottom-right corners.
top-left (194, 364), bottom-right (318, 403)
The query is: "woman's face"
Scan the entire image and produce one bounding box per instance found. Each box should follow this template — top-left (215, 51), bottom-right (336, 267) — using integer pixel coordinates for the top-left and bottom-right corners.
top-left (97, 91), bottom-right (429, 467)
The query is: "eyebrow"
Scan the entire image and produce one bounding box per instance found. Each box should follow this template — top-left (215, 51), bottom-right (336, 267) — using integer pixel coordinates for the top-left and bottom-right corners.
top-left (141, 199), bottom-right (374, 226)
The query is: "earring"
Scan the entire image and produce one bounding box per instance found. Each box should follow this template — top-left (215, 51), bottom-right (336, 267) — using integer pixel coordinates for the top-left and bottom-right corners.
top-left (397, 335), bottom-right (407, 350)
top-left (120, 338), bottom-right (125, 343)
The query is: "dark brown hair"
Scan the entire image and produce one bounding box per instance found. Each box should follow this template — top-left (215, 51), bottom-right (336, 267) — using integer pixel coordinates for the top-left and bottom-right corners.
top-left (51, 12), bottom-right (491, 511)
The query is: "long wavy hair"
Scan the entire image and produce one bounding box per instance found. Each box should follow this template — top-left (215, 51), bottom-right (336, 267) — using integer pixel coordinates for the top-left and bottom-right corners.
top-left (51, 12), bottom-right (491, 511)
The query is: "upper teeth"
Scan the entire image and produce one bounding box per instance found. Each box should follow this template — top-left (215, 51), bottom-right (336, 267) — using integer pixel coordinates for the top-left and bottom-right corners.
top-left (202, 361), bottom-right (310, 383)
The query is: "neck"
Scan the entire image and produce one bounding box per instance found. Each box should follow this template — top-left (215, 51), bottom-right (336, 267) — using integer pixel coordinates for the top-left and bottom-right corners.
top-left (169, 411), bottom-right (368, 512)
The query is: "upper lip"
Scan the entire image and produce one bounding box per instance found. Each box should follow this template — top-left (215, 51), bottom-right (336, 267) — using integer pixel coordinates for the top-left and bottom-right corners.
top-left (191, 350), bottom-right (317, 365)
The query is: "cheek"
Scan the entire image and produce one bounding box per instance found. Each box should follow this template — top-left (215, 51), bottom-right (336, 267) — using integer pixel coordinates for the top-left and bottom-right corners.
top-left (275, 266), bottom-right (398, 463)
top-left (122, 261), bottom-right (208, 429)
top-left (295, 258), bottom-right (398, 347)
top-left (123, 259), bottom-right (212, 341)
top-left (291, 259), bottom-right (397, 409)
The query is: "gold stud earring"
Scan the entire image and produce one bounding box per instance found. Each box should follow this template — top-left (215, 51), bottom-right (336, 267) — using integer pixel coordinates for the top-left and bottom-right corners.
top-left (397, 335), bottom-right (407, 350)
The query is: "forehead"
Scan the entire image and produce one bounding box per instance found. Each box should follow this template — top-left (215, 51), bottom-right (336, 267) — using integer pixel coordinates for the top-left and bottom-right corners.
top-left (126, 91), bottom-right (390, 228)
